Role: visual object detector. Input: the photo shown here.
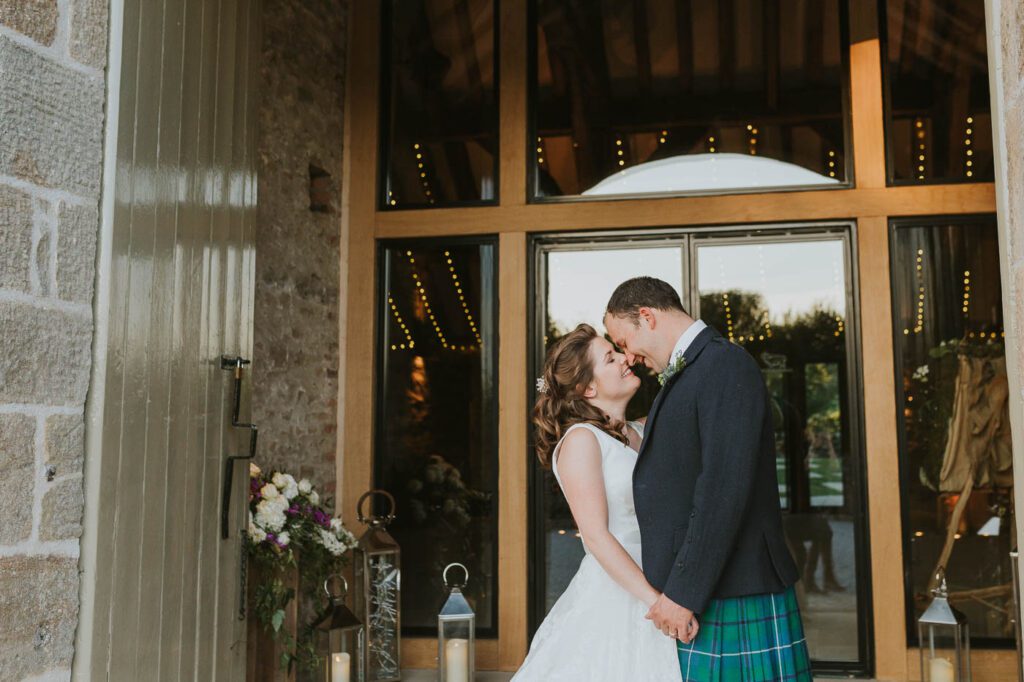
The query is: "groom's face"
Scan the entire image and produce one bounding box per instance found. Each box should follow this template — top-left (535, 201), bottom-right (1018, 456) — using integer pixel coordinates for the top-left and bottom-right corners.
top-left (604, 312), bottom-right (657, 371)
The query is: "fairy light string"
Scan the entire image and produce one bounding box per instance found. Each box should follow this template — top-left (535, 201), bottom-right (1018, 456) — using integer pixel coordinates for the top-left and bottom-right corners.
top-left (413, 143), bottom-right (436, 204)
top-left (388, 292), bottom-right (415, 350)
top-left (406, 251), bottom-right (449, 348)
top-left (445, 250), bottom-right (482, 347)
top-left (964, 116), bottom-right (974, 179)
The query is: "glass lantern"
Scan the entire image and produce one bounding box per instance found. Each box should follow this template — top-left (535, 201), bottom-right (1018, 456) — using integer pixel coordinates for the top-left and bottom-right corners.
top-left (437, 563), bottom-right (475, 682)
top-left (353, 490), bottom-right (401, 682)
top-left (314, 576), bottom-right (365, 682)
top-left (918, 571), bottom-right (971, 682)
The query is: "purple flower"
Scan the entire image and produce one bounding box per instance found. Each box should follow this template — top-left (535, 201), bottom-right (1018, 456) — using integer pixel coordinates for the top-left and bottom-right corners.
top-left (312, 509), bottom-right (331, 528)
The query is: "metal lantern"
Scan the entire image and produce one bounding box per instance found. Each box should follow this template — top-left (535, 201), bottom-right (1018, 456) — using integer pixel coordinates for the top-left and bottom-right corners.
top-left (354, 490), bottom-right (401, 682)
top-left (314, 576), bottom-right (365, 682)
top-left (437, 563), bottom-right (475, 682)
top-left (918, 571), bottom-right (971, 682)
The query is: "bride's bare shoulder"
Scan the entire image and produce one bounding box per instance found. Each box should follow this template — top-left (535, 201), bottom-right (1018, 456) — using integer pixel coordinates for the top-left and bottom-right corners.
top-left (561, 424), bottom-right (601, 450)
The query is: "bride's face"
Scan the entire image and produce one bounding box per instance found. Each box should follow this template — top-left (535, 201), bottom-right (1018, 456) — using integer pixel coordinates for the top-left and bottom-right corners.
top-left (583, 337), bottom-right (641, 403)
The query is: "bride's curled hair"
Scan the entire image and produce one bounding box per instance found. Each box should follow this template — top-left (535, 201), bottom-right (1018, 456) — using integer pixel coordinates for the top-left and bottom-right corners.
top-left (533, 324), bottom-right (629, 467)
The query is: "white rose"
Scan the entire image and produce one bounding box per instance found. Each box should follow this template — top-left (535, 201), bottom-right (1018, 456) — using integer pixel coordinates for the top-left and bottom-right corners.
top-left (272, 472), bottom-right (288, 489)
top-left (298, 479), bottom-right (312, 494)
top-left (248, 523), bottom-right (266, 542)
top-left (260, 483), bottom-right (280, 500)
top-left (309, 490), bottom-right (320, 505)
top-left (249, 462), bottom-right (262, 478)
top-left (282, 480), bottom-right (299, 500)
top-left (277, 531), bottom-right (290, 547)
top-left (255, 498), bottom-right (287, 532)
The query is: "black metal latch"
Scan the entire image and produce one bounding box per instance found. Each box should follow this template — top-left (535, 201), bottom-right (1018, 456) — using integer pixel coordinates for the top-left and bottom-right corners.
top-left (220, 355), bottom-right (258, 539)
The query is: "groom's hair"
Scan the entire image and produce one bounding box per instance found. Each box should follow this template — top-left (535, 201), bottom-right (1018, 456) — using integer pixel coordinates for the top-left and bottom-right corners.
top-left (605, 277), bottom-right (688, 323)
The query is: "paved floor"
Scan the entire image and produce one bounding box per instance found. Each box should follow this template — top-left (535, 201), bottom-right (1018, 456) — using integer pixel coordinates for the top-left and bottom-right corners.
top-left (402, 670), bottom-right (875, 681)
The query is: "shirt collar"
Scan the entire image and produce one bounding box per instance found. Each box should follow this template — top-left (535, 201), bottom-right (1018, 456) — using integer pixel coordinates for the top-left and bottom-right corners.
top-left (669, 319), bottom-right (707, 364)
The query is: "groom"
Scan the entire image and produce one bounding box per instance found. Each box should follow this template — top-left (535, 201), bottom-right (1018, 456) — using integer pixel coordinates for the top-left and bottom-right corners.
top-left (604, 277), bottom-right (811, 681)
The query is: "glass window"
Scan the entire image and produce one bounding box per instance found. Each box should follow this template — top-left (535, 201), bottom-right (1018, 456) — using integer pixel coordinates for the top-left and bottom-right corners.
top-left (375, 239), bottom-right (498, 636)
top-left (891, 217), bottom-right (1013, 646)
top-left (534, 242), bottom-right (685, 616)
top-left (695, 236), bottom-right (865, 666)
top-left (883, 0), bottom-right (993, 184)
top-left (532, 0), bottom-right (850, 199)
top-left (381, 1), bottom-right (498, 208)
top-left (531, 230), bottom-right (871, 673)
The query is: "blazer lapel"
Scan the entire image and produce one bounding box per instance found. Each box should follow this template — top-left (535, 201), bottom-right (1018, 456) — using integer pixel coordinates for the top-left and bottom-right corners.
top-left (637, 326), bottom-right (720, 459)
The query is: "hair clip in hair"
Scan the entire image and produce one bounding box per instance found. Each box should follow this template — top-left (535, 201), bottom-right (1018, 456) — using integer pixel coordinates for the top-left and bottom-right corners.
top-left (535, 376), bottom-right (549, 394)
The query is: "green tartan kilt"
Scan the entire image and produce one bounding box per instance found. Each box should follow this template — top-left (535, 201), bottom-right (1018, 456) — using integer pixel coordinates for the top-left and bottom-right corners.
top-left (676, 587), bottom-right (812, 682)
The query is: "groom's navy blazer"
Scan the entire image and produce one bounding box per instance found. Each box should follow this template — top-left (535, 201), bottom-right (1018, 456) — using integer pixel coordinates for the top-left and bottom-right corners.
top-left (633, 325), bottom-right (799, 615)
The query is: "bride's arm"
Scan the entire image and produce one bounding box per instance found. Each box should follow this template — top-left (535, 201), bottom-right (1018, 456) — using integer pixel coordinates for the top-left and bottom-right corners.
top-left (557, 428), bottom-right (661, 608)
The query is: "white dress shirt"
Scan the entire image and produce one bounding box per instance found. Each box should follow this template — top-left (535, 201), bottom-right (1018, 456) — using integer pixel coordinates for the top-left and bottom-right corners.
top-left (668, 319), bottom-right (707, 366)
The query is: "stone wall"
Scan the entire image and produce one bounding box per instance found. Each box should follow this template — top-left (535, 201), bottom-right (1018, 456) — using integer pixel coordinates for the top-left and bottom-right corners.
top-left (986, 0), bottom-right (1024, 641)
top-left (252, 0), bottom-right (348, 500)
top-left (0, 0), bottom-right (107, 680)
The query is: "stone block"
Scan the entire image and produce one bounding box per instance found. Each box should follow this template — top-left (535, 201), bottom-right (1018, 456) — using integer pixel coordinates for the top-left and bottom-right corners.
top-left (70, 0), bottom-right (108, 70)
top-left (44, 414), bottom-right (84, 475)
top-left (39, 477), bottom-right (83, 541)
top-left (1001, 0), bottom-right (1024, 96)
top-left (0, 413), bottom-right (35, 544)
top-left (0, 40), bottom-right (104, 197)
top-left (0, 0), bottom-right (58, 46)
top-left (1005, 97), bottom-right (1024, 264)
top-left (0, 555), bottom-right (78, 680)
top-left (0, 184), bottom-right (35, 293)
top-left (0, 301), bottom-right (92, 405)
top-left (56, 201), bottom-right (98, 304)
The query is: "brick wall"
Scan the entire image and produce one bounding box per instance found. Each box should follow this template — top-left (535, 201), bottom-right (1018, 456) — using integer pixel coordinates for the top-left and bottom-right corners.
top-left (0, 0), bottom-right (106, 680)
top-left (252, 0), bottom-right (348, 498)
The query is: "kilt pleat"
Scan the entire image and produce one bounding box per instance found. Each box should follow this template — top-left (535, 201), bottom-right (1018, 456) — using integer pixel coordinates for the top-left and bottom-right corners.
top-left (676, 587), bottom-right (812, 682)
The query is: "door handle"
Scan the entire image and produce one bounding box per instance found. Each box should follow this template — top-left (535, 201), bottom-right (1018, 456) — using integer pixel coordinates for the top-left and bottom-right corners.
top-left (220, 355), bottom-right (258, 539)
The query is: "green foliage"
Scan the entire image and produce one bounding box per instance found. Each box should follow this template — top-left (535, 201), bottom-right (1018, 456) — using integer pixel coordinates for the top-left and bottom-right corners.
top-left (247, 466), bottom-right (358, 674)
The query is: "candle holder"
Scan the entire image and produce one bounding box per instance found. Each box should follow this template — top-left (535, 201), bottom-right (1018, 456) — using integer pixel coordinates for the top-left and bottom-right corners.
top-left (918, 569), bottom-right (971, 682)
top-left (314, 575), bottom-right (365, 682)
top-left (437, 562), bottom-right (475, 682)
top-left (353, 490), bottom-right (401, 682)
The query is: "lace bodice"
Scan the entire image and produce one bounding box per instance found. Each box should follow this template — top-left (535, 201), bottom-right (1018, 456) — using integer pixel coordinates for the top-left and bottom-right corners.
top-left (551, 421), bottom-right (645, 556)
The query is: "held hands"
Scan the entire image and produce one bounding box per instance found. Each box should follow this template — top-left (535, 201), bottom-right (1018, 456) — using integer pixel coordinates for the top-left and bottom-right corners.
top-left (645, 594), bottom-right (699, 644)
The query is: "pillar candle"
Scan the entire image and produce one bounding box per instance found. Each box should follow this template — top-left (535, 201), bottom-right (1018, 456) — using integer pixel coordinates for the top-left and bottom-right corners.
top-left (444, 638), bottom-right (469, 682)
top-left (929, 656), bottom-right (954, 682)
top-left (331, 652), bottom-right (350, 682)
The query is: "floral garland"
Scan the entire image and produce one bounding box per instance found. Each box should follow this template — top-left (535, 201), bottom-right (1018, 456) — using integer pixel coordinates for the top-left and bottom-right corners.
top-left (247, 463), bottom-right (358, 672)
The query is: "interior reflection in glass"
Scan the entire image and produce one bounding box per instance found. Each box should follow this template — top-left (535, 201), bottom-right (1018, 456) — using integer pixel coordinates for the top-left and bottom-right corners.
top-left (695, 238), bottom-right (860, 663)
top-left (533, 0), bottom-right (848, 198)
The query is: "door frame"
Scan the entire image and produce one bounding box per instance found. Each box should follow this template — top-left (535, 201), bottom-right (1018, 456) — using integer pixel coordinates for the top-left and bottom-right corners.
top-left (338, 0), bottom-right (1002, 676)
top-left (525, 222), bottom-right (874, 675)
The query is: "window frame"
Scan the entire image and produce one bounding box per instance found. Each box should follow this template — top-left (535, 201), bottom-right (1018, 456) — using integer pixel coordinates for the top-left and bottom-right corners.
top-left (525, 0), bottom-right (857, 204)
top-left (377, 0), bottom-right (503, 211)
top-left (373, 234), bottom-right (502, 638)
top-left (888, 213), bottom-right (1016, 649)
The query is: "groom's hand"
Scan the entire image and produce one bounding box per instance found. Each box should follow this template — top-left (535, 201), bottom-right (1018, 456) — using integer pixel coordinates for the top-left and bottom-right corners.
top-left (645, 594), bottom-right (699, 643)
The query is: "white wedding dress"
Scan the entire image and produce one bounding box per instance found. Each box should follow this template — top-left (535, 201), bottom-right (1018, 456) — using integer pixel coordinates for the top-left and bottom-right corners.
top-left (512, 422), bottom-right (681, 681)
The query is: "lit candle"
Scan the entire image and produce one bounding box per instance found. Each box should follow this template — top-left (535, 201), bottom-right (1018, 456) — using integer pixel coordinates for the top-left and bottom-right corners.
top-left (331, 652), bottom-right (350, 682)
top-left (929, 656), bottom-right (953, 682)
top-left (444, 638), bottom-right (469, 682)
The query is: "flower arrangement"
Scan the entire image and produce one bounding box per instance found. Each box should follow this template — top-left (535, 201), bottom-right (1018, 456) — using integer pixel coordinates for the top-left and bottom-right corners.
top-left (247, 462), bottom-right (358, 672)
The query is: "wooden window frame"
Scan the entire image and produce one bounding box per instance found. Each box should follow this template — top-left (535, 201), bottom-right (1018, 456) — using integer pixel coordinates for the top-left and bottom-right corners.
top-left (337, 2), bottom-right (1008, 678)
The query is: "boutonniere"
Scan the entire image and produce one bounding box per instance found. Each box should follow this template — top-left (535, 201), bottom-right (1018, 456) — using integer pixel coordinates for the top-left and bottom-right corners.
top-left (657, 353), bottom-right (687, 386)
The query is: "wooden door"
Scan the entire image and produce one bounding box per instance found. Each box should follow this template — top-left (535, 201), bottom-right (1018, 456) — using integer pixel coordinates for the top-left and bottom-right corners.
top-left (76, 0), bottom-right (259, 679)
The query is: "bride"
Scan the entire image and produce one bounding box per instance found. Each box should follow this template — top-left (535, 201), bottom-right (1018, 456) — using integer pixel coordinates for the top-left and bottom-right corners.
top-left (512, 324), bottom-right (681, 681)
